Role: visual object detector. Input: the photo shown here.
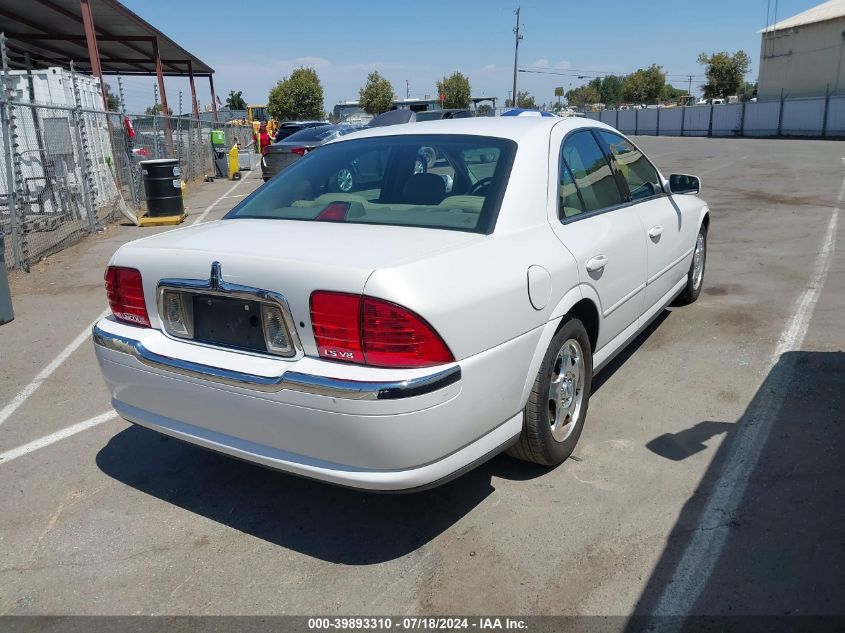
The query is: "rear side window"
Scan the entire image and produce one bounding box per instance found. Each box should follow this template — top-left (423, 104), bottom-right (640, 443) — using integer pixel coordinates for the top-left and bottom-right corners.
top-left (596, 130), bottom-right (663, 201)
top-left (560, 130), bottom-right (623, 216)
top-left (285, 126), bottom-right (338, 143)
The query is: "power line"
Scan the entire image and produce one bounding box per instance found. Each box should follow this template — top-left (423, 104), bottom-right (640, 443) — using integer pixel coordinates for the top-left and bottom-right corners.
top-left (518, 67), bottom-right (706, 79)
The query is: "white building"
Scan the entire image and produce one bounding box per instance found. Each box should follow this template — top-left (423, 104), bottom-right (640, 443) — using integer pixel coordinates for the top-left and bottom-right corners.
top-left (758, 0), bottom-right (845, 99)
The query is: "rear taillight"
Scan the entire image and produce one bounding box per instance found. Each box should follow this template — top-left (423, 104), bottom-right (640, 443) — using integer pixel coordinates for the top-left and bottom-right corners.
top-left (361, 297), bottom-right (454, 367)
top-left (310, 291), bottom-right (363, 362)
top-left (105, 266), bottom-right (150, 327)
top-left (309, 291), bottom-right (453, 368)
top-left (291, 147), bottom-right (308, 156)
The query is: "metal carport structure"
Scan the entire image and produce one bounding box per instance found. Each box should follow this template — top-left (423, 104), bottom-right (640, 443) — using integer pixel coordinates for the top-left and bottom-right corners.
top-left (0, 0), bottom-right (218, 127)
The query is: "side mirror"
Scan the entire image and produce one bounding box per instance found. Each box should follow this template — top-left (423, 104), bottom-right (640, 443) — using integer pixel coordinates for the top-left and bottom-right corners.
top-left (669, 174), bottom-right (700, 195)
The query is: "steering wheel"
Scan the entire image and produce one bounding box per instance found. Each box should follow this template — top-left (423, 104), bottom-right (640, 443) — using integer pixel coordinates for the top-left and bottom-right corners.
top-left (468, 177), bottom-right (493, 196)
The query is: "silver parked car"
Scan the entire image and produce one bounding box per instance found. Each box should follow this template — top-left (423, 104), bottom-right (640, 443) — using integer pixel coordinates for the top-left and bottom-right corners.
top-left (261, 125), bottom-right (356, 181)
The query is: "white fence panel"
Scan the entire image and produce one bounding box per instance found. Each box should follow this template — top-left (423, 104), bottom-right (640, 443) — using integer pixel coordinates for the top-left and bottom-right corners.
top-left (826, 96), bottom-right (845, 136)
top-left (683, 106), bottom-right (711, 136)
top-left (658, 108), bottom-right (682, 135)
top-left (743, 101), bottom-right (780, 136)
top-left (711, 104), bottom-right (743, 136)
top-left (575, 96), bottom-right (843, 138)
top-left (618, 110), bottom-right (636, 134)
top-left (637, 108), bottom-right (658, 135)
top-left (599, 110), bottom-right (616, 126)
top-left (781, 97), bottom-right (825, 136)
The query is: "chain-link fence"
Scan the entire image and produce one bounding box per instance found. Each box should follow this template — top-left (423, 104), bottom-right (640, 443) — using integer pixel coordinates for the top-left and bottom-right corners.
top-left (1, 42), bottom-right (255, 272)
top-left (1, 101), bottom-right (103, 270)
top-left (118, 113), bottom-right (253, 207)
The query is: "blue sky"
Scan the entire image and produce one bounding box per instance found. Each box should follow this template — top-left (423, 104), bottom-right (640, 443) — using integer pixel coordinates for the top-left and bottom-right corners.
top-left (117, 0), bottom-right (822, 113)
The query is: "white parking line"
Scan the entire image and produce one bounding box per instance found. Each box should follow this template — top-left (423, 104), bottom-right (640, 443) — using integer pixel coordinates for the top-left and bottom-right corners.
top-left (0, 171), bottom-right (262, 454)
top-left (0, 411), bottom-right (118, 466)
top-left (652, 171), bottom-right (842, 616)
top-left (0, 309), bottom-right (109, 428)
top-left (190, 168), bottom-right (258, 226)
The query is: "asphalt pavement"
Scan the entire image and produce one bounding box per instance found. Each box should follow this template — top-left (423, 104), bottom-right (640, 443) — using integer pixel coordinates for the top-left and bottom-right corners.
top-left (0, 137), bottom-right (842, 618)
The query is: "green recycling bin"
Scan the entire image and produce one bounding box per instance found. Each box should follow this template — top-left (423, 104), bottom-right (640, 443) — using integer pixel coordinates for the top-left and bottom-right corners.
top-left (0, 231), bottom-right (13, 325)
top-left (210, 129), bottom-right (229, 178)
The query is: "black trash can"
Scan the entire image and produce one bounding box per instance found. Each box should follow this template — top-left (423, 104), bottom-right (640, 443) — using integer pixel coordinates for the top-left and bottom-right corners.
top-left (0, 231), bottom-right (13, 325)
top-left (140, 159), bottom-right (184, 217)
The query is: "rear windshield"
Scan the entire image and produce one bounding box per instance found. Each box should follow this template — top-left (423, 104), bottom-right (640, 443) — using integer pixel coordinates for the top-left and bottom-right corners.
top-left (415, 111), bottom-right (443, 121)
top-left (283, 126), bottom-right (345, 143)
top-left (226, 134), bottom-right (516, 233)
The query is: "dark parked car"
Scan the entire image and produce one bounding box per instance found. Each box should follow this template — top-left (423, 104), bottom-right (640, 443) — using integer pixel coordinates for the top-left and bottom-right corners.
top-left (274, 121), bottom-right (329, 143)
top-left (261, 125), bottom-right (356, 181)
top-left (414, 109), bottom-right (472, 121)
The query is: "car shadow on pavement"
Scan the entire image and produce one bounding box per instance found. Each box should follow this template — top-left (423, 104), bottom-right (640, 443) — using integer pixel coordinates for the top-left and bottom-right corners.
top-left (592, 309), bottom-right (671, 394)
top-left (96, 424), bottom-right (505, 565)
top-left (94, 311), bottom-right (681, 564)
top-left (628, 351), bottom-right (845, 623)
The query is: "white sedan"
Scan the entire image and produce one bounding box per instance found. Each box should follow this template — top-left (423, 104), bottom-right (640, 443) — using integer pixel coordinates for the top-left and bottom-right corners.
top-left (93, 118), bottom-right (708, 491)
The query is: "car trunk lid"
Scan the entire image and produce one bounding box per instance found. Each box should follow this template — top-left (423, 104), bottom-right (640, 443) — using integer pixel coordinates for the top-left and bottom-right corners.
top-left (115, 219), bottom-right (482, 358)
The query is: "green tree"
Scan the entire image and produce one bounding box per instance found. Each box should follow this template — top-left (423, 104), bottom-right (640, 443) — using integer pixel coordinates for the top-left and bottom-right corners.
top-left (509, 90), bottom-right (535, 109)
top-left (737, 80), bottom-right (758, 101)
top-left (358, 71), bottom-right (394, 115)
top-left (104, 83), bottom-right (120, 111)
top-left (477, 103), bottom-right (493, 117)
top-left (566, 84), bottom-right (600, 110)
top-left (622, 65), bottom-right (666, 104)
top-left (596, 75), bottom-right (625, 106)
top-left (697, 51), bottom-right (751, 99)
top-left (225, 90), bottom-right (247, 110)
top-left (659, 83), bottom-right (686, 102)
top-left (436, 71), bottom-right (471, 109)
top-left (145, 103), bottom-right (172, 116)
top-left (267, 67), bottom-right (324, 121)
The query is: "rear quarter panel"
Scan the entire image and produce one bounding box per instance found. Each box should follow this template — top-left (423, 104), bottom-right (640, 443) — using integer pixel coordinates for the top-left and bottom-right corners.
top-left (364, 225), bottom-right (577, 360)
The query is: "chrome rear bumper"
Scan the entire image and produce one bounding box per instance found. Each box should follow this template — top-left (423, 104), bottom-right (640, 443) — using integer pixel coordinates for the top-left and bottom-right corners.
top-left (92, 323), bottom-right (461, 401)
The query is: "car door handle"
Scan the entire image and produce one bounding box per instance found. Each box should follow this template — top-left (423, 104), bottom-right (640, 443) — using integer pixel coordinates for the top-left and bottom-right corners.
top-left (648, 225), bottom-right (664, 238)
top-left (586, 255), bottom-right (608, 272)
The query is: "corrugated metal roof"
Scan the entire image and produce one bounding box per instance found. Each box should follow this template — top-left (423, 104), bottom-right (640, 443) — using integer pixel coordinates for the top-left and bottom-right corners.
top-left (759, 0), bottom-right (845, 33)
top-left (0, 0), bottom-right (213, 76)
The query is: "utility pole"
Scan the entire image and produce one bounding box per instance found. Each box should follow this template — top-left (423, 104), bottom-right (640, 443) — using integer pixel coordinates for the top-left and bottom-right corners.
top-left (406, 79), bottom-right (410, 99)
top-left (512, 7), bottom-right (522, 108)
top-left (687, 75), bottom-right (693, 98)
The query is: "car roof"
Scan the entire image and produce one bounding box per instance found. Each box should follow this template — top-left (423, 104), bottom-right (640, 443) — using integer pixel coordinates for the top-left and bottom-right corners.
top-left (339, 116), bottom-right (613, 144)
top-left (280, 120), bottom-right (328, 127)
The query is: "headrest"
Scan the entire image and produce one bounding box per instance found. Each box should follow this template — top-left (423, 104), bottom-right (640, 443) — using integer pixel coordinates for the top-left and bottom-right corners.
top-left (402, 173), bottom-right (446, 205)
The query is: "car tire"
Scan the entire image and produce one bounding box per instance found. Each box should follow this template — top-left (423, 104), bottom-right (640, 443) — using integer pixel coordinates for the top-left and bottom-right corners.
top-left (677, 223), bottom-right (707, 304)
top-left (420, 147), bottom-right (437, 169)
top-left (336, 167), bottom-right (355, 192)
top-left (507, 317), bottom-right (593, 466)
